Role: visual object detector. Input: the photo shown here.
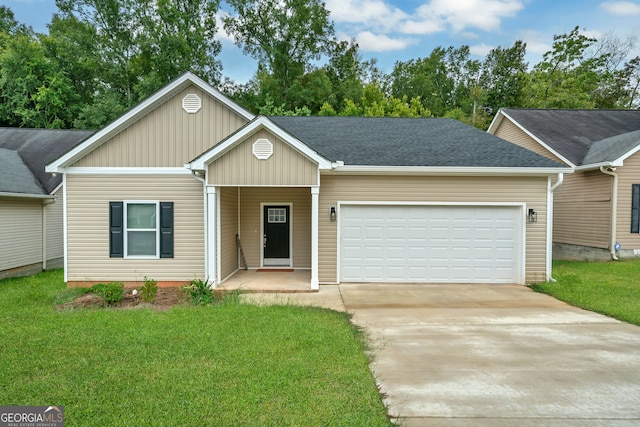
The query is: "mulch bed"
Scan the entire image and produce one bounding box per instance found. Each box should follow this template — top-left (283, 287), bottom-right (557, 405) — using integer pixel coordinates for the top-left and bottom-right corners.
top-left (59, 287), bottom-right (187, 310)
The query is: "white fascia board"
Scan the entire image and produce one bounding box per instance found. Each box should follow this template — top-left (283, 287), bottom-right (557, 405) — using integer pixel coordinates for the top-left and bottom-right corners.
top-left (498, 110), bottom-right (576, 169)
top-left (64, 167), bottom-right (192, 175)
top-left (486, 109), bottom-right (504, 134)
top-left (574, 161), bottom-right (621, 171)
top-left (46, 72), bottom-right (255, 173)
top-left (328, 165), bottom-right (573, 176)
top-left (0, 191), bottom-right (55, 199)
top-left (188, 116), bottom-right (332, 170)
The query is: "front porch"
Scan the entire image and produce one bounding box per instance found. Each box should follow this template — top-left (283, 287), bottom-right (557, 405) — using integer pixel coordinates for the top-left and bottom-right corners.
top-left (217, 269), bottom-right (314, 293)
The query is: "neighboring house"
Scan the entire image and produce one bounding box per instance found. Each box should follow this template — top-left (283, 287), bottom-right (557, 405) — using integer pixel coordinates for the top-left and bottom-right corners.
top-left (0, 128), bottom-right (94, 279)
top-left (488, 108), bottom-right (640, 261)
top-left (46, 73), bottom-right (568, 289)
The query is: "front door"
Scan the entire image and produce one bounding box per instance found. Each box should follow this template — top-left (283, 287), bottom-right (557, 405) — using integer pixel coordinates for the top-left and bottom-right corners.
top-left (263, 205), bottom-right (291, 266)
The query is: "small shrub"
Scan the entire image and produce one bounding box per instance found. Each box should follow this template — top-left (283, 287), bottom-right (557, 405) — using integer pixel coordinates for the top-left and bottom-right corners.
top-left (141, 276), bottom-right (158, 303)
top-left (90, 282), bottom-right (124, 306)
top-left (185, 278), bottom-right (215, 305)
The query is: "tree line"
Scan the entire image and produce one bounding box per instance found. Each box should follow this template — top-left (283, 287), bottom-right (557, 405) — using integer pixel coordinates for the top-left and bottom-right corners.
top-left (1, 0), bottom-right (638, 131)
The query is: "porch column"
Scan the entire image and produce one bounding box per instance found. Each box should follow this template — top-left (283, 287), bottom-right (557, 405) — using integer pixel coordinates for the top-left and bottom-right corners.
top-left (311, 186), bottom-right (320, 290)
top-left (207, 186), bottom-right (217, 287)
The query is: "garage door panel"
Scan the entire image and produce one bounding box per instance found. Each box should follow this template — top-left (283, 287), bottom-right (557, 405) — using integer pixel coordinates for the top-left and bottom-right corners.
top-left (340, 205), bottom-right (522, 283)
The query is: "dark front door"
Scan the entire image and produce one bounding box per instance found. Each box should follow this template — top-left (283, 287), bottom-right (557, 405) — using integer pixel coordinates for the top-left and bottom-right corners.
top-left (263, 205), bottom-right (290, 266)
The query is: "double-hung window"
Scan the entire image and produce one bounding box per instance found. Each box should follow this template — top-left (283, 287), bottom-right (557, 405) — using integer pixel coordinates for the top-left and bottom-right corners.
top-left (109, 201), bottom-right (174, 258)
top-left (125, 202), bottom-right (159, 257)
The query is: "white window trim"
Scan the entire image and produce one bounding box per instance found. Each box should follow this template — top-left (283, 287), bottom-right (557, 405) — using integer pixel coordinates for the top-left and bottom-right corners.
top-left (124, 200), bottom-right (160, 259)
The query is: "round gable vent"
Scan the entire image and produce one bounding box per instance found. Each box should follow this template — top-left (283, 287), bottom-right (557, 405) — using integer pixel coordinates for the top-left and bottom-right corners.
top-left (253, 138), bottom-right (273, 160)
top-left (182, 93), bottom-right (201, 114)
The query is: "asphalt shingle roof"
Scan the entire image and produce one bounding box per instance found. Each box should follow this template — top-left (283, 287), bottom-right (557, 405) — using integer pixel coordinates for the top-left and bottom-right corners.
top-left (501, 109), bottom-right (640, 166)
top-left (0, 128), bottom-right (94, 195)
top-left (268, 116), bottom-right (565, 168)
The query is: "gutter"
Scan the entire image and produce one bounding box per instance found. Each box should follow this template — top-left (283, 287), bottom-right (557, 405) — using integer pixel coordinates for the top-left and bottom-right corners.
top-left (547, 173), bottom-right (564, 282)
top-left (0, 192), bottom-right (55, 200)
top-left (600, 166), bottom-right (619, 261)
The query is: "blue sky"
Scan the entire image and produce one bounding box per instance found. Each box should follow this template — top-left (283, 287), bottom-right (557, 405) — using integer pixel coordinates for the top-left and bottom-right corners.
top-left (5, 0), bottom-right (640, 83)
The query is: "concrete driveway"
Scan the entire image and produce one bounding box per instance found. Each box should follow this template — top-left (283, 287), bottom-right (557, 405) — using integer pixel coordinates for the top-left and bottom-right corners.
top-left (339, 284), bottom-right (640, 426)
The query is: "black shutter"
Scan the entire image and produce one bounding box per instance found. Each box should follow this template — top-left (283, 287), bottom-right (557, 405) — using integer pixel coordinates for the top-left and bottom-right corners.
top-left (632, 185), bottom-right (640, 233)
top-left (109, 202), bottom-right (124, 257)
top-left (160, 202), bottom-right (174, 258)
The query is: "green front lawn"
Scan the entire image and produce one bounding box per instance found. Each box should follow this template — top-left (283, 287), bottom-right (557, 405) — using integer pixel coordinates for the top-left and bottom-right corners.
top-left (532, 259), bottom-right (640, 326)
top-left (0, 270), bottom-right (391, 426)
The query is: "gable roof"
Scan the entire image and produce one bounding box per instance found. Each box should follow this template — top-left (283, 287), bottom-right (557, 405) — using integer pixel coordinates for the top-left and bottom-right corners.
top-left (46, 72), bottom-right (254, 172)
top-left (187, 116), bottom-right (333, 171)
top-left (492, 108), bottom-right (640, 167)
top-left (0, 128), bottom-right (94, 196)
top-left (268, 116), bottom-right (566, 169)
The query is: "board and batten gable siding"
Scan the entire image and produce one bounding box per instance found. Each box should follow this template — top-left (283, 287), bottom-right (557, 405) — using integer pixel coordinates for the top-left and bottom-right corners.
top-left (0, 198), bottom-right (43, 271)
top-left (553, 171), bottom-right (612, 249)
top-left (616, 151), bottom-right (640, 249)
top-left (219, 187), bottom-right (239, 280)
top-left (317, 174), bottom-right (549, 284)
top-left (493, 118), bottom-right (566, 164)
top-left (72, 85), bottom-right (248, 168)
top-left (238, 187), bottom-right (311, 268)
top-left (207, 129), bottom-right (318, 186)
top-left (66, 174), bottom-right (204, 282)
top-left (46, 187), bottom-right (64, 261)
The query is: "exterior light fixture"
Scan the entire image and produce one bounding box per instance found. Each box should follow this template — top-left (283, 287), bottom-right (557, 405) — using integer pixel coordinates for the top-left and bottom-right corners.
top-left (528, 208), bottom-right (537, 223)
top-left (330, 206), bottom-right (336, 221)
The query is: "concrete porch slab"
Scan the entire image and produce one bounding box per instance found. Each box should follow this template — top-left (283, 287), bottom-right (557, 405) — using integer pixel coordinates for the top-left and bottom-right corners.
top-left (217, 269), bottom-right (313, 293)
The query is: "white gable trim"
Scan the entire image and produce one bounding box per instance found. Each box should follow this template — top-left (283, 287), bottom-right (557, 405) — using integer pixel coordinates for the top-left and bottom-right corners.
top-left (187, 116), bottom-right (332, 171)
top-left (46, 73), bottom-right (254, 173)
top-left (489, 110), bottom-right (576, 169)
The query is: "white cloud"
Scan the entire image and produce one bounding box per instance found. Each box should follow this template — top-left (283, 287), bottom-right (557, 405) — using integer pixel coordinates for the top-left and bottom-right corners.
top-left (518, 30), bottom-right (551, 55)
top-left (214, 11), bottom-right (236, 44)
top-left (325, 0), bottom-right (409, 32)
top-left (470, 43), bottom-right (494, 56)
top-left (402, 19), bottom-right (444, 35)
top-left (355, 31), bottom-right (417, 52)
top-left (416, 0), bottom-right (524, 32)
top-left (601, 1), bottom-right (640, 15)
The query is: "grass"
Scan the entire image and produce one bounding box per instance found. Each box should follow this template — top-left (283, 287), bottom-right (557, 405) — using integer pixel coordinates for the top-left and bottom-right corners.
top-left (0, 270), bottom-right (391, 426)
top-left (531, 259), bottom-right (640, 326)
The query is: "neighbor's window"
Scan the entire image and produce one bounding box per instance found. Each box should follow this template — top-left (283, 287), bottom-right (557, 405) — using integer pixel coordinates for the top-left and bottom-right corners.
top-left (125, 202), bottom-right (159, 257)
top-left (632, 184), bottom-right (640, 233)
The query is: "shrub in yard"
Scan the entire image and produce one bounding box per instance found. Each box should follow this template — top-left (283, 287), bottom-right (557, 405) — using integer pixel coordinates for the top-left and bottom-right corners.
top-left (185, 278), bottom-right (215, 305)
top-left (141, 276), bottom-right (158, 303)
top-left (90, 282), bottom-right (124, 305)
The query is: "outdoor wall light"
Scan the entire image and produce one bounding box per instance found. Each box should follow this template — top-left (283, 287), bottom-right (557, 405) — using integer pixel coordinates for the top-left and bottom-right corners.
top-left (330, 206), bottom-right (336, 221)
top-left (528, 208), bottom-right (537, 223)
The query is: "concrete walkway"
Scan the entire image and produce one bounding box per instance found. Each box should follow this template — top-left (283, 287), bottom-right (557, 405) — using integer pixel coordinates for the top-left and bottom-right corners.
top-left (339, 284), bottom-right (640, 426)
top-left (242, 284), bottom-right (640, 425)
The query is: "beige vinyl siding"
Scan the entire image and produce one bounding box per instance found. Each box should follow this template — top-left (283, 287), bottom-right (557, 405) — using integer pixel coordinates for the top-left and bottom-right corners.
top-left (46, 187), bottom-right (64, 261)
top-left (66, 174), bottom-right (204, 281)
top-left (219, 187), bottom-right (239, 279)
top-left (0, 199), bottom-right (42, 271)
top-left (238, 187), bottom-right (311, 268)
top-left (616, 152), bottom-right (640, 249)
top-left (73, 85), bottom-right (248, 168)
top-left (553, 171), bottom-right (612, 249)
top-left (208, 129), bottom-right (318, 186)
top-left (493, 118), bottom-right (566, 164)
top-left (318, 174), bottom-right (549, 284)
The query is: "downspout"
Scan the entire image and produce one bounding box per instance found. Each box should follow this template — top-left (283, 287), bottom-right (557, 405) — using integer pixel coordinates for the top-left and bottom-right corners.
top-left (547, 173), bottom-right (564, 282)
top-left (190, 170), bottom-right (208, 278)
top-left (600, 166), bottom-right (619, 261)
top-left (41, 197), bottom-right (56, 271)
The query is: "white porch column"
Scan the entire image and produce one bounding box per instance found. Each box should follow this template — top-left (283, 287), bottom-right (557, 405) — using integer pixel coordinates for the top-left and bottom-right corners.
top-left (311, 186), bottom-right (320, 290)
top-left (207, 186), bottom-right (218, 287)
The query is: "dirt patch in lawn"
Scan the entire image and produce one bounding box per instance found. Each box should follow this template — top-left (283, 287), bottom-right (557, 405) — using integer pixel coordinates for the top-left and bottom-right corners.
top-left (59, 287), bottom-right (187, 311)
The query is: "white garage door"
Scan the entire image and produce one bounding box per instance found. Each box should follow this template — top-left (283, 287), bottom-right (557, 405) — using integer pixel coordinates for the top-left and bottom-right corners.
top-left (340, 205), bottom-right (522, 283)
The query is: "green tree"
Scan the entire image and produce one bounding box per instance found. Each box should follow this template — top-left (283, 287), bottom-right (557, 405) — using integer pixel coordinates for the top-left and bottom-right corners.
top-left (223, 0), bottom-right (334, 109)
top-left (481, 41), bottom-right (528, 114)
